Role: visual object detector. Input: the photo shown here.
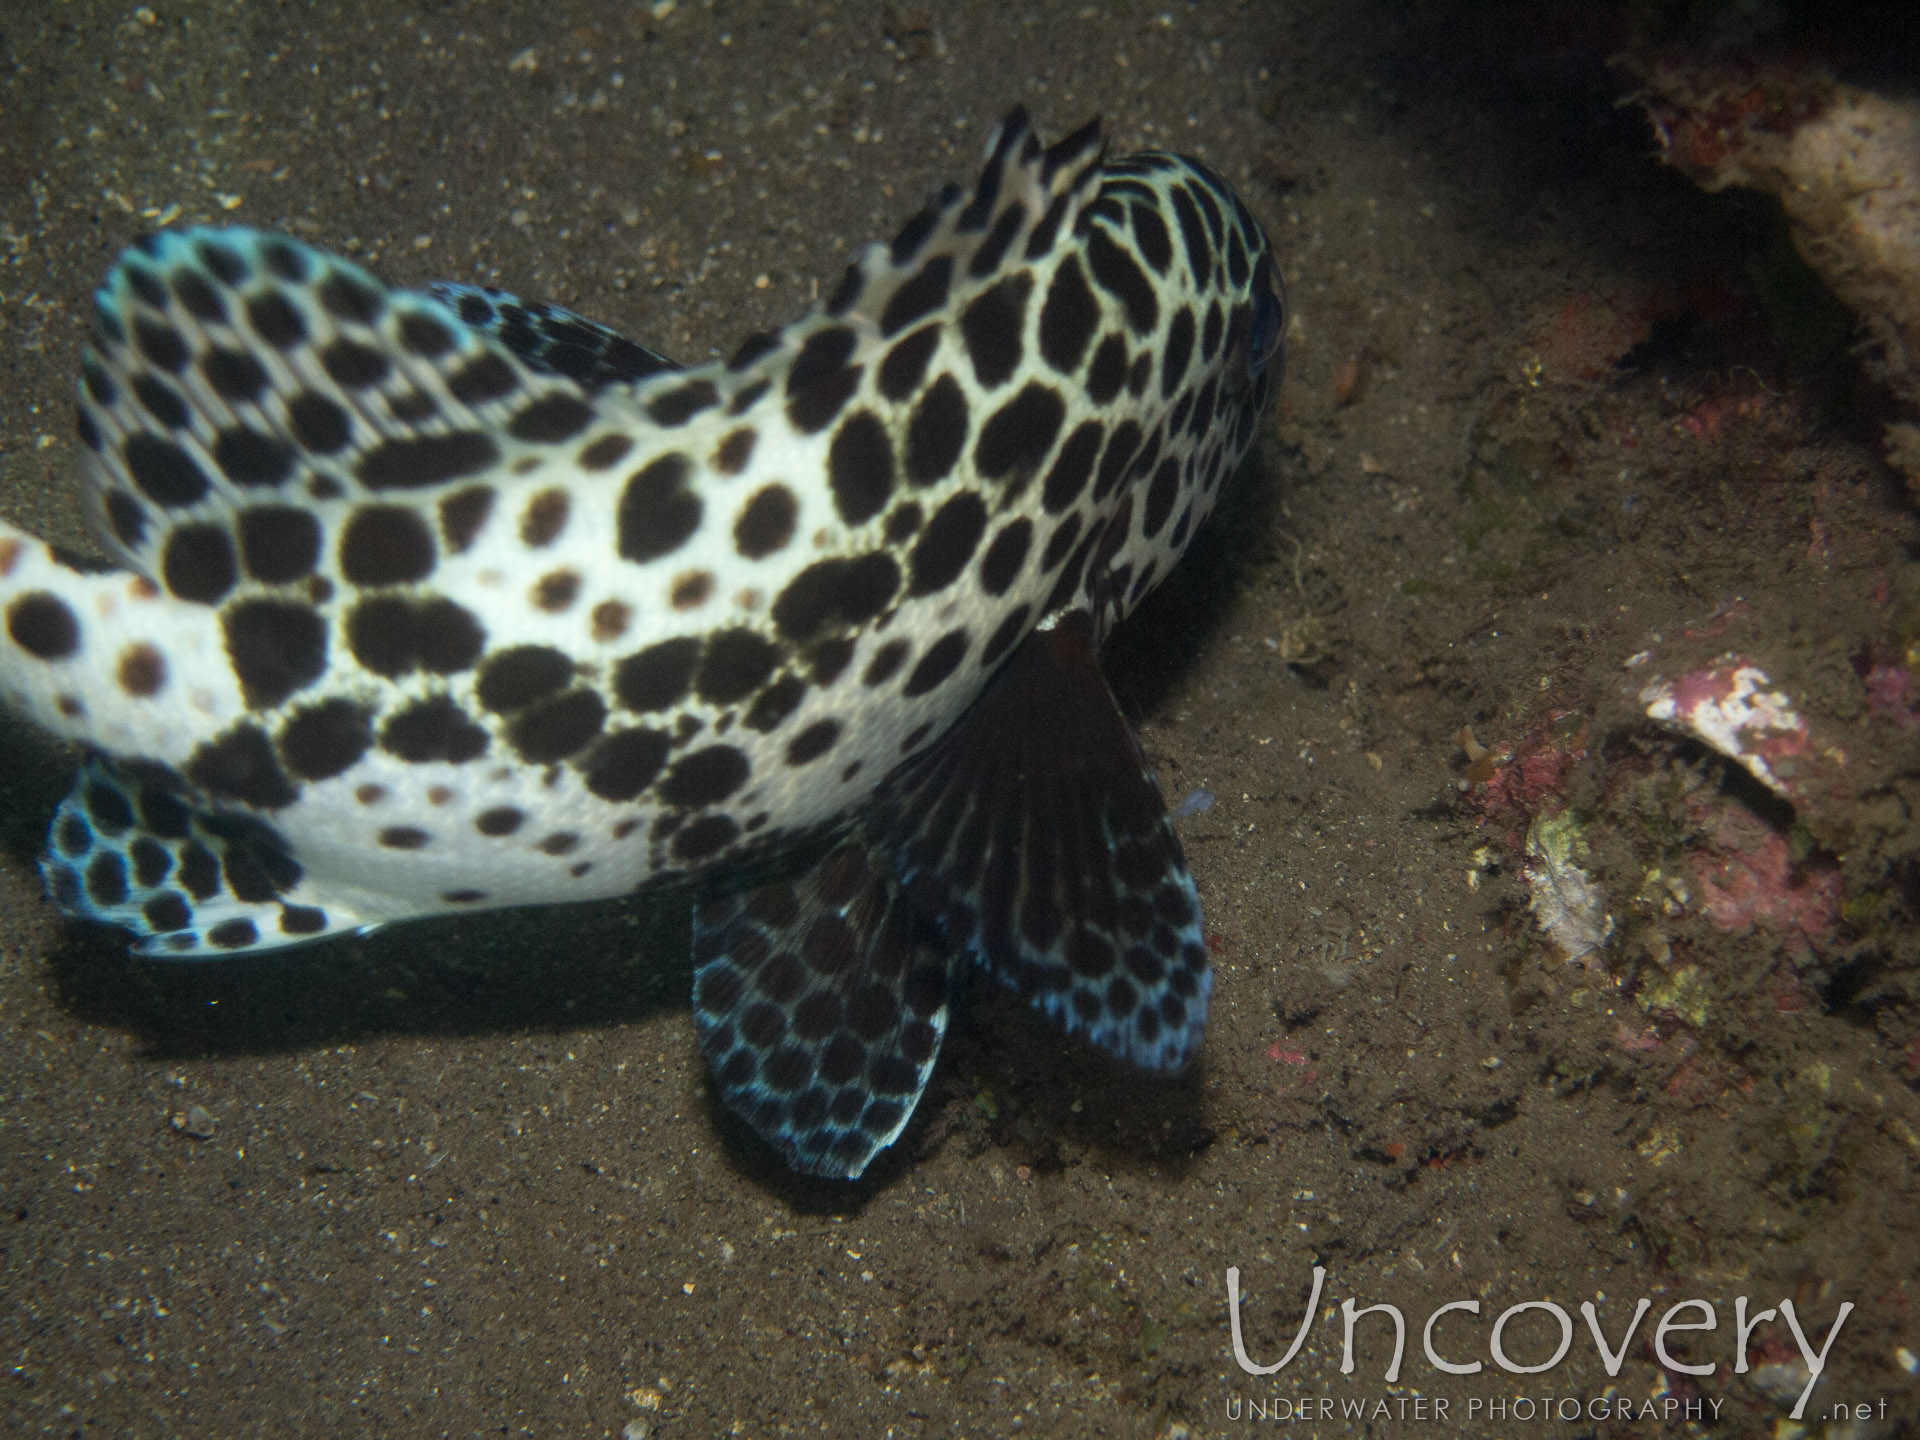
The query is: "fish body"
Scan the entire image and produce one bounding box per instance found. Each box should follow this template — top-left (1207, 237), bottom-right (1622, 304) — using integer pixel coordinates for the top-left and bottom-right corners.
top-left (0, 109), bottom-right (1283, 1176)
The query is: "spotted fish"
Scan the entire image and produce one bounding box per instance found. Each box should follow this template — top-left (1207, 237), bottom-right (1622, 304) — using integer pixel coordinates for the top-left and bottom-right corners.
top-left (0, 108), bottom-right (1284, 1177)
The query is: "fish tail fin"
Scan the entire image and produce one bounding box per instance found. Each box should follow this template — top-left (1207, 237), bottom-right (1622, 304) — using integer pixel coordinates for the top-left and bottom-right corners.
top-left (41, 753), bottom-right (362, 956)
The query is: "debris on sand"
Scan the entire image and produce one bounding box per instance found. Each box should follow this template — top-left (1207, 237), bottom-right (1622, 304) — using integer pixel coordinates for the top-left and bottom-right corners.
top-left (1522, 810), bottom-right (1613, 965)
top-left (1627, 59), bottom-right (1920, 493)
top-left (1636, 655), bottom-right (1833, 806)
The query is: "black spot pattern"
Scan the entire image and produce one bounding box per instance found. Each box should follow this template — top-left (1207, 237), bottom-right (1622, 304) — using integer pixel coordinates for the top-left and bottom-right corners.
top-left (1143, 457), bottom-right (1179, 539)
top-left (979, 519), bottom-right (1033, 595)
top-left (111, 640), bottom-right (163, 697)
top-left (1039, 254), bottom-right (1099, 374)
top-left (133, 374), bottom-right (189, 428)
top-left (86, 850), bottom-right (129, 906)
top-left (959, 274), bottom-right (1031, 389)
top-left (1169, 184), bottom-right (1212, 288)
top-left (476, 807), bottom-right (524, 836)
top-left (880, 256), bottom-right (953, 337)
top-left (509, 393), bottom-right (595, 443)
top-left (771, 554), bottom-right (900, 644)
top-left (975, 382), bottom-right (1065, 481)
top-left (864, 640), bottom-right (909, 687)
top-left (288, 392), bottom-right (352, 453)
top-left (905, 375), bottom-right (967, 486)
top-left (205, 918), bottom-right (258, 949)
top-left (198, 238), bottom-right (251, 285)
top-left (125, 434), bottom-right (210, 506)
top-left (477, 645), bottom-right (574, 713)
top-left (827, 411), bottom-right (895, 526)
top-left (647, 380), bottom-right (719, 427)
top-left (617, 454), bottom-right (701, 563)
top-left (129, 836), bottom-right (172, 888)
top-left (583, 727), bottom-right (671, 801)
top-left (744, 675), bottom-right (806, 733)
top-left (1041, 421), bottom-right (1103, 514)
top-left (1086, 334), bottom-right (1127, 405)
top-left (785, 327), bottom-right (861, 435)
top-left (239, 506), bottom-right (322, 583)
top-left (213, 428), bottom-right (293, 488)
top-left (519, 489), bottom-right (570, 547)
top-left (1200, 301), bottom-right (1223, 362)
top-left (691, 838), bottom-right (954, 1177)
top-left (786, 720), bottom-right (840, 765)
top-left (382, 695), bottom-right (489, 763)
top-left (878, 325), bottom-right (939, 403)
top-left (280, 698), bottom-right (374, 780)
top-left (346, 596), bottom-right (484, 678)
top-left (204, 347), bottom-right (269, 404)
top-left (902, 630), bottom-right (969, 696)
top-left (319, 268), bottom-right (380, 321)
top-left (712, 428), bottom-right (756, 475)
top-left (1085, 227), bottom-right (1158, 334)
top-left (145, 893), bottom-right (191, 932)
top-left (674, 814), bottom-right (738, 862)
top-left (340, 505), bottom-right (435, 586)
top-left (8, 593), bottom-right (80, 660)
top-left (981, 602), bottom-right (1031, 665)
top-left (1093, 420), bottom-right (1143, 503)
top-left (968, 202), bottom-right (1028, 278)
top-left (321, 338), bottom-right (390, 389)
top-left (1129, 202), bottom-right (1173, 273)
top-left (246, 291), bottom-right (306, 349)
top-left (1162, 307), bottom-right (1195, 398)
top-left (106, 491), bottom-right (148, 549)
top-left (507, 689), bottom-right (606, 763)
top-left (224, 599), bottom-right (327, 709)
top-left (358, 432), bottom-right (499, 490)
top-left (734, 485), bottom-right (797, 559)
top-left (397, 311), bottom-right (454, 358)
top-left (659, 745), bottom-right (750, 808)
top-left (614, 637), bottom-right (701, 712)
top-left (162, 525), bottom-right (238, 604)
top-left (909, 493), bottom-right (987, 596)
top-left (448, 354), bottom-right (517, 405)
top-left (187, 722), bottom-right (298, 809)
top-left (697, 629), bottom-right (783, 705)
top-left (439, 486), bottom-right (495, 552)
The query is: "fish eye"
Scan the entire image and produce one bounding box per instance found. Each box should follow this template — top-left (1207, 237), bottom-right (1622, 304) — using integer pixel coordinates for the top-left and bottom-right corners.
top-left (1248, 264), bottom-right (1285, 382)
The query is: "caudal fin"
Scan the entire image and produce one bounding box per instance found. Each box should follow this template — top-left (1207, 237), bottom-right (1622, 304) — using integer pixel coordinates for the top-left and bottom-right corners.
top-left (41, 754), bottom-right (366, 956)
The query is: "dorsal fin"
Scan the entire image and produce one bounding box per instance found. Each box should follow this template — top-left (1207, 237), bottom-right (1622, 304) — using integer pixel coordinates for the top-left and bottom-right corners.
top-left (829, 106), bottom-right (1105, 333)
top-left (423, 282), bottom-right (681, 391)
top-left (719, 107), bottom-right (1108, 397)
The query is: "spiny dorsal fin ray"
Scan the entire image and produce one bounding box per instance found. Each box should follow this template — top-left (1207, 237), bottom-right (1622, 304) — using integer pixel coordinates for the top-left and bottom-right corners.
top-left (41, 754), bottom-right (366, 957)
top-left (74, 228), bottom-right (649, 584)
top-left (691, 837), bottom-right (955, 1179)
top-left (424, 283), bottom-right (681, 391)
top-left (804, 107), bottom-right (1107, 345)
top-left (870, 610), bottom-right (1210, 1071)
